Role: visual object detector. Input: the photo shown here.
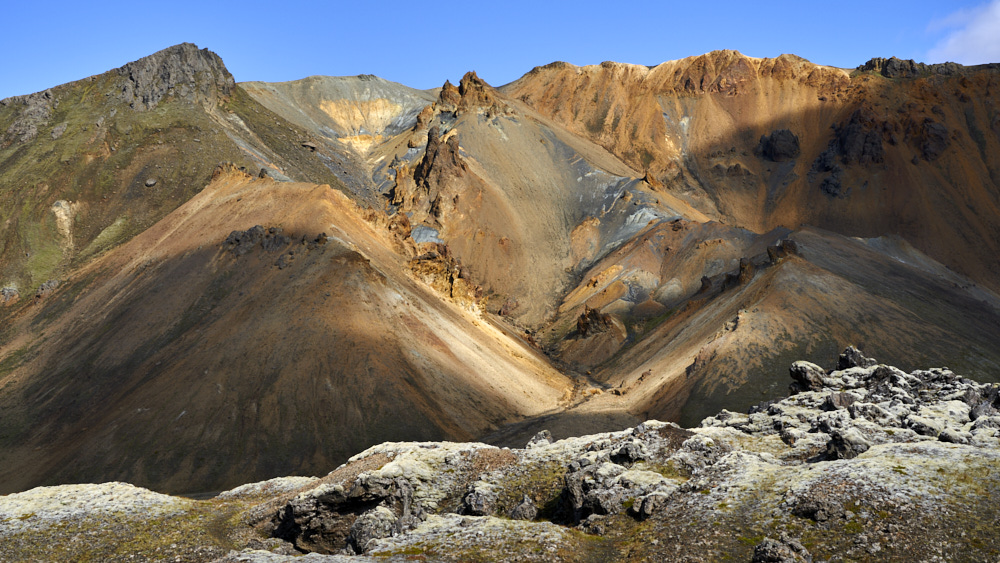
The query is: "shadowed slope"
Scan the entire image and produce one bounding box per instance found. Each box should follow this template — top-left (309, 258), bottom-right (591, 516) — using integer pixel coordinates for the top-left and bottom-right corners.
top-left (503, 51), bottom-right (1000, 293)
top-left (0, 168), bottom-right (572, 494)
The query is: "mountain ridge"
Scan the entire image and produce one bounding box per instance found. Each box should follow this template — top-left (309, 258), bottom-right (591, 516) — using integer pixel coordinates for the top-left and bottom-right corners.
top-left (1, 43), bottom-right (999, 497)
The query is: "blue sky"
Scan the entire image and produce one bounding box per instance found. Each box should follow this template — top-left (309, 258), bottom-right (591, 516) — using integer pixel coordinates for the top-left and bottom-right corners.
top-left (2, 0), bottom-right (999, 100)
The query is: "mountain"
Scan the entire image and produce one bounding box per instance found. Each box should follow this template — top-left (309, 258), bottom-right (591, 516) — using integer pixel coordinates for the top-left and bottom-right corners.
top-left (0, 44), bottom-right (999, 496)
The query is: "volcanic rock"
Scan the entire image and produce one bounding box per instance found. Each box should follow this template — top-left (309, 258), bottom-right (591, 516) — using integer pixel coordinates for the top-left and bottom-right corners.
top-left (116, 43), bottom-right (234, 110)
top-left (756, 129), bottom-right (801, 162)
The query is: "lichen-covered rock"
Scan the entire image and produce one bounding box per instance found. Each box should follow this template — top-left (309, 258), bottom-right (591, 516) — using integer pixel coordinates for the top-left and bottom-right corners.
top-left (4, 349), bottom-right (1000, 562)
top-left (752, 535), bottom-right (812, 562)
top-left (508, 494), bottom-right (537, 521)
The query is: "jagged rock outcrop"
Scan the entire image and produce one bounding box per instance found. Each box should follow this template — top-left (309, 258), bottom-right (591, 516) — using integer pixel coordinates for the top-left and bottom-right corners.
top-left (116, 42), bottom-right (234, 110)
top-left (223, 226), bottom-right (292, 256)
top-left (756, 129), bottom-right (800, 162)
top-left (0, 89), bottom-right (54, 145)
top-left (856, 57), bottom-right (969, 78)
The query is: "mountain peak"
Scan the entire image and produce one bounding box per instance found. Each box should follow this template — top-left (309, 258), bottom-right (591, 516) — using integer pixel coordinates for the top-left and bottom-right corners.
top-left (115, 42), bottom-right (234, 110)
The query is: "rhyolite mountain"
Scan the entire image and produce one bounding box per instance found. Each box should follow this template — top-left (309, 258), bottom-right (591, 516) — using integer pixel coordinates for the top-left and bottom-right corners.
top-left (1, 43), bottom-right (999, 495)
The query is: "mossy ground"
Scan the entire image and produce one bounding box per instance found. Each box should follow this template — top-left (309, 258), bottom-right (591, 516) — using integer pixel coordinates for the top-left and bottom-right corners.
top-left (0, 498), bottom-right (256, 563)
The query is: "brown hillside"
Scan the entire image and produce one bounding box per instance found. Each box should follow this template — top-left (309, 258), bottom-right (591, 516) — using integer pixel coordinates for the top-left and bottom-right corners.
top-left (0, 168), bottom-right (571, 494)
top-left (503, 51), bottom-right (1000, 293)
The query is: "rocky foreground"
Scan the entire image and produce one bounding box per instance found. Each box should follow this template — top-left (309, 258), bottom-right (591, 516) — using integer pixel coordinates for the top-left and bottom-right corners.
top-left (2, 348), bottom-right (998, 562)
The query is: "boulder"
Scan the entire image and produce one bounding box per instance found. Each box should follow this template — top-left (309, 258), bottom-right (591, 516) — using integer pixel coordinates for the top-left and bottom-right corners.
top-left (757, 129), bottom-right (801, 162)
top-left (347, 506), bottom-right (396, 554)
top-left (460, 483), bottom-right (497, 516)
top-left (789, 361), bottom-right (826, 393)
top-left (526, 429), bottom-right (553, 448)
top-left (837, 346), bottom-right (877, 370)
top-left (0, 287), bottom-right (18, 304)
top-left (822, 392), bottom-right (857, 411)
top-left (752, 535), bottom-right (813, 562)
top-left (825, 427), bottom-right (871, 460)
top-left (508, 494), bottom-right (538, 521)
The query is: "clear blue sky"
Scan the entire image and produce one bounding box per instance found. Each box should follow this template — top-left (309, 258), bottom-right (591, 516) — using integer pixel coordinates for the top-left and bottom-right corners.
top-left (2, 0), bottom-right (999, 100)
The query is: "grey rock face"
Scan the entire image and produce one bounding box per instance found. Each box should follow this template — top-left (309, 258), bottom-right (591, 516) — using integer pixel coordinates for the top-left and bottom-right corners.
top-left (347, 506), bottom-right (396, 554)
top-left (1, 89), bottom-right (55, 145)
top-left (752, 535), bottom-right (812, 562)
top-left (508, 494), bottom-right (537, 521)
top-left (824, 427), bottom-right (871, 459)
top-left (0, 287), bottom-right (18, 304)
top-left (116, 43), bottom-right (234, 110)
top-left (460, 483), bottom-right (498, 516)
top-left (789, 361), bottom-right (826, 393)
top-left (34, 279), bottom-right (59, 299)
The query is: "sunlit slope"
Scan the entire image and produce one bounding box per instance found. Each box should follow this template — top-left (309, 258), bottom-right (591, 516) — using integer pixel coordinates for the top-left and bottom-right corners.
top-left (0, 43), bottom-right (354, 303)
top-left (0, 168), bottom-right (571, 494)
top-left (504, 51), bottom-right (1000, 293)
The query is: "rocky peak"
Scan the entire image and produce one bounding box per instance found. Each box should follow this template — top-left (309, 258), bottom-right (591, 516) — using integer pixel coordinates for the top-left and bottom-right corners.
top-left (115, 42), bottom-right (234, 110)
top-left (856, 56), bottom-right (967, 79)
top-left (0, 89), bottom-right (55, 145)
top-left (444, 70), bottom-right (508, 116)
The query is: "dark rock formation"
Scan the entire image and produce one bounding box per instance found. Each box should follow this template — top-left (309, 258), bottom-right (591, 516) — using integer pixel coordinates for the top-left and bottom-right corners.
top-left (837, 346), bottom-right (877, 370)
top-left (824, 427), bottom-right (871, 459)
top-left (116, 43), bottom-right (234, 110)
top-left (460, 484), bottom-right (498, 516)
top-left (576, 306), bottom-right (614, 336)
top-left (919, 120), bottom-right (949, 161)
top-left (223, 226), bottom-right (291, 257)
top-left (737, 257), bottom-right (755, 285)
top-left (757, 129), bottom-right (801, 162)
top-left (271, 475), bottom-right (424, 554)
top-left (836, 109), bottom-right (884, 166)
top-left (698, 275), bottom-right (712, 293)
top-left (857, 57), bottom-right (965, 78)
